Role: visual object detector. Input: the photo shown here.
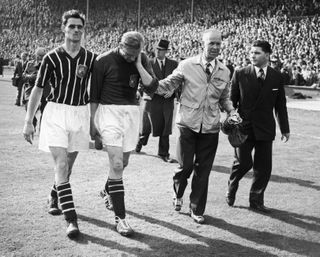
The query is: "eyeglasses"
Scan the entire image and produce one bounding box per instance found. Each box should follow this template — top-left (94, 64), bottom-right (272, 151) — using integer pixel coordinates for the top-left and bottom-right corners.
top-left (68, 24), bottom-right (83, 30)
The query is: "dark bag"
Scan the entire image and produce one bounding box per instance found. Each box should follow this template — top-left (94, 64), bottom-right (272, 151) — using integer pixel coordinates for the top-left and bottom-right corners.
top-left (221, 119), bottom-right (248, 148)
top-left (11, 77), bottom-right (18, 87)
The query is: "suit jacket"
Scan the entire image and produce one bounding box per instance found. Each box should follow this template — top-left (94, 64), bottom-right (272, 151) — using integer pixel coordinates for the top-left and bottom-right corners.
top-left (231, 65), bottom-right (290, 141)
top-left (148, 57), bottom-right (178, 136)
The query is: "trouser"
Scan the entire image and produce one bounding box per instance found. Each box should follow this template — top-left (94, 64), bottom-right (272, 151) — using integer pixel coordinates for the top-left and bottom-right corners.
top-left (173, 127), bottom-right (219, 215)
top-left (138, 106), bottom-right (151, 146)
top-left (228, 139), bottom-right (273, 205)
top-left (15, 79), bottom-right (23, 105)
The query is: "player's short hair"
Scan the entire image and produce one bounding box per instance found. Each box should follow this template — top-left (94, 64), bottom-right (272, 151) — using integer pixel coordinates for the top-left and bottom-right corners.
top-left (253, 40), bottom-right (272, 54)
top-left (62, 9), bottom-right (85, 26)
top-left (120, 31), bottom-right (144, 50)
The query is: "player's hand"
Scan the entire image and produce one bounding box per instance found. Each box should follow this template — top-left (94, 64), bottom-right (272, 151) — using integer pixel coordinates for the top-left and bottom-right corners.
top-left (136, 91), bottom-right (142, 101)
top-left (281, 133), bottom-right (290, 142)
top-left (135, 52), bottom-right (142, 68)
top-left (90, 123), bottom-right (99, 140)
top-left (23, 122), bottom-right (34, 144)
top-left (164, 90), bottom-right (174, 98)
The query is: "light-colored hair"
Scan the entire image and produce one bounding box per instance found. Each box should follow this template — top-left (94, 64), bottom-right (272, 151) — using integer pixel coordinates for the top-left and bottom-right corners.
top-left (202, 28), bottom-right (222, 41)
top-left (120, 31), bottom-right (144, 50)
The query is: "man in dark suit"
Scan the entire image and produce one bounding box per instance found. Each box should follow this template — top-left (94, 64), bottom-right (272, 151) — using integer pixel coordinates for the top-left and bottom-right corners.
top-left (226, 40), bottom-right (290, 213)
top-left (13, 52), bottom-right (28, 106)
top-left (135, 39), bottom-right (178, 162)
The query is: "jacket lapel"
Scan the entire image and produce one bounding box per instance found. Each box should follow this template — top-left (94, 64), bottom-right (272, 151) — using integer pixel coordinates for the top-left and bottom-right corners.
top-left (153, 58), bottom-right (163, 79)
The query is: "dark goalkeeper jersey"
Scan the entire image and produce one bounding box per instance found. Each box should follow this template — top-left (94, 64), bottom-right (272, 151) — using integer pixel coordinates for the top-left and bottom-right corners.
top-left (90, 47), bottom-right (158, 105)
top-left (35, 46), bottom-right (96, 106)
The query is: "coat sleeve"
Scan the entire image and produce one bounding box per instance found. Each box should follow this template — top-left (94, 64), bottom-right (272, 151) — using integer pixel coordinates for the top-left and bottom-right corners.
top-left (230, 69), bottom-right (240, 110)
top-left (275, 76), bottom-right (290, 134)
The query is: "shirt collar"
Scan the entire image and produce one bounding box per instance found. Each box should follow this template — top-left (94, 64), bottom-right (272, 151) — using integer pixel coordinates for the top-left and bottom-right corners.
top-left (254, 65), bottom-right (268, 77)
top-left (201, 55), bottom-right (215, 70)
top-left (157, 58), bottom-right (165, 66)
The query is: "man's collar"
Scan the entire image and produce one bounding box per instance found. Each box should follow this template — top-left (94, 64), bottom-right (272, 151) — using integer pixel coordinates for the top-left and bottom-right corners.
top-left (254, 65), bottom-right (268, 76)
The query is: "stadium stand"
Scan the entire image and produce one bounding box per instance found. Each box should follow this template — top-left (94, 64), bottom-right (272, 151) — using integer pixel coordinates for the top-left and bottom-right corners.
top-left (1, 0), bottom-right (319, 87)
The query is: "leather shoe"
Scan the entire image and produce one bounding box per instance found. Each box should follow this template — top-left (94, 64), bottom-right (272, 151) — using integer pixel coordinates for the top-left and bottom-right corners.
top-left (249, 203), bottom-right (271, 213)
top-left (190, 209), bottom-right (205, 224)
top-left (66, 220), bottom-right (80, 238)
top-left (135, 142), bottom-right (142, 153)
top-left (225, 194), bottom-right (235, 207)
top-left (159, 155), bottom-right (176, 163)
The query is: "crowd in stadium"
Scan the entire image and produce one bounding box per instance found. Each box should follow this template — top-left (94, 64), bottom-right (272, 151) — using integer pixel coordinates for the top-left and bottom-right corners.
top-left (1, 0), bottom-right (320, 87)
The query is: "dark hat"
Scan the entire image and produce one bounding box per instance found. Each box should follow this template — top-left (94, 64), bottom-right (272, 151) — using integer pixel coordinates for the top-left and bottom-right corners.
top-left (156, 39), bottom-right (170, 50)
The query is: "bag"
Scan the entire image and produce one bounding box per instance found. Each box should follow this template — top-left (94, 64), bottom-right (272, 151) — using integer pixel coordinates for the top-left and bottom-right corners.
top-left (221, 119), bottom-right (248, 148)
top-left (11, 77), bottom-right (18, 87)
top-left (227, 125), bottom-right (248, 147)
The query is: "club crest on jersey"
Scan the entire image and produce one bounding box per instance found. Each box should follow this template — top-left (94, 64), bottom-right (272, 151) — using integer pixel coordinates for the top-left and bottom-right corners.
top-left (76, 64), bottom-right (88, 78)
top-left (129, 74), bottom-right (139, 88)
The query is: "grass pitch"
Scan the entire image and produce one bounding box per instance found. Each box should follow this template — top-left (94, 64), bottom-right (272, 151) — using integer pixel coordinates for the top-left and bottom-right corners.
top-left (0, 78), bottom-right (319, 257)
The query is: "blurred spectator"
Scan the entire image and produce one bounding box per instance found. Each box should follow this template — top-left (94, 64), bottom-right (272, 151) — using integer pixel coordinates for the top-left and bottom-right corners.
top-left (1, 0), bottom-right (320, 86)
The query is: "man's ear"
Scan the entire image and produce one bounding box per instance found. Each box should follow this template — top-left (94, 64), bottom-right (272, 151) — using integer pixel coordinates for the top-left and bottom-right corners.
top-left (61, 24), bottom-right (65, 33)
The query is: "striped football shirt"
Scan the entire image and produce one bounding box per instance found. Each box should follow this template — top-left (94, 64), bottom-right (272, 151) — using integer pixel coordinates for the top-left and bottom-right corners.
top-left (35, 46), bottom-right (96, 106)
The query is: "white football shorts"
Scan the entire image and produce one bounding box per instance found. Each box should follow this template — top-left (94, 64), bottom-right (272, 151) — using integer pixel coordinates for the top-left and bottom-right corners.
top-left (94, 104), bottom-right (140, 152)
top-left (39, 102), bottom-right (90, 152)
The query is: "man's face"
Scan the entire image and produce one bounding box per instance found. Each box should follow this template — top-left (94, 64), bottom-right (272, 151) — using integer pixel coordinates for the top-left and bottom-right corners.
top-left (21, 53), bottom-right (28, 61)
top-left (156, 48), bottom-right (167, 60)
top-left (120, 45), bottom-right (141, 63)
top-left (63, 18), bottom-right (84, 43)
top-left (36, 53), bottom-right (45, 63)
top-left (250, 46), bottom-right (269, 68)
top-left (203, 31), bottom-right (222, 61)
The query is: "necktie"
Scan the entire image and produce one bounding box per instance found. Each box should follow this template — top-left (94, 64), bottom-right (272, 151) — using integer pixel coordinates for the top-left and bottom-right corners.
top-left (205, 63), bottom-right (211, 76)
top-left (161, 61), bottom-right (165, 77)
top-left (258, 68), bottom-right (265, 81)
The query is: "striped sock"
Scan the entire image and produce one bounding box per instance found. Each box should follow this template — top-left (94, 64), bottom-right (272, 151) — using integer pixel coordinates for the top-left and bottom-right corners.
top-left (57, 182), bottom-right (77, 222)
top-left (108, 178), bottom-right (125, 219)
top-left (105, 179), bottom-right (109, 194)
top-left (50, 184), bottom-right (58, 198)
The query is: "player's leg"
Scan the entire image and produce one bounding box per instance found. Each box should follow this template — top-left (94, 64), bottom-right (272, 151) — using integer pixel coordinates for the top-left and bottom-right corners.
top-left (50, 146), bottom-right (80, 238)
top-left (106, 146), bottom-right (133, 236)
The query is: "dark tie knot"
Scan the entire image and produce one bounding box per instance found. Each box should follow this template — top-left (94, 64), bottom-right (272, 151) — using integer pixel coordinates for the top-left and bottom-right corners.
top-left (258, 68), bottom-right (265, 80)
top-left (205, 63), bottom-right (211, 76)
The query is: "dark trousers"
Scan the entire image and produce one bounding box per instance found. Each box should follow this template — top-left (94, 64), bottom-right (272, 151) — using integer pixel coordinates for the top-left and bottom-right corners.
top-left (139, 107), bottom-right (151, 146)
top-left (228, 139), bottom-right (273, 205)
top-left (139, 107), bottom-right (170, 157)
top-left (173, 126), bottom-right (219, 215)
top-left (15, 79), bottom-right (23, 105)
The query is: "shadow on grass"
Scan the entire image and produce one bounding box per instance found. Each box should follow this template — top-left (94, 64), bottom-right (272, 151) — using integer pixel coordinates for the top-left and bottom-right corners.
top-left (234, 205), bottom-right (320, 233)
top-left (78, 212), bottom-right (276, 257)
top-left (212, 165), bottom-right (320, 191)
top-left (205, 215), bottom-right (320, 256)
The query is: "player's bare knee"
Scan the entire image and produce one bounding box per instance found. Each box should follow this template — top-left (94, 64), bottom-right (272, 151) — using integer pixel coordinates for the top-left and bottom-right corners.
top-left (112, 160), bottom-right (124, 173)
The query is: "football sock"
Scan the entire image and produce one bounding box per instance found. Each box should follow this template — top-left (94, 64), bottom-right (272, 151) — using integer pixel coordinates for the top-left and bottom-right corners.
top-left (108, 178), bottom-right (125, 219)
top-left (57, 182), bottom-right (77, 222)
top-left (104, 179), bottom-right (109, 194)
top-left (50, 184), bottom-right (58, 198)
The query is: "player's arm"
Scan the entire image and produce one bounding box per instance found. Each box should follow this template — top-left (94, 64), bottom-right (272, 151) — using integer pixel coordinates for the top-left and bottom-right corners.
top-left (156, 64), bottom-right (183, 96)
top-left (135, 52), bottom-right (158, 94)
top-left (89, 57), bottom-right (103, 140)
top-left (23, 56), bottom-right (51, 144)
top-left (23, 86), bottom-right (43, 144)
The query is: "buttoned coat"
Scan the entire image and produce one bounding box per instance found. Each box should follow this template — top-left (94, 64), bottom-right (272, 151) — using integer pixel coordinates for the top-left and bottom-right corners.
top-left (148, 57), bottom-right (178, 136)
top-left (231, 65), bottom-right (289, 141)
